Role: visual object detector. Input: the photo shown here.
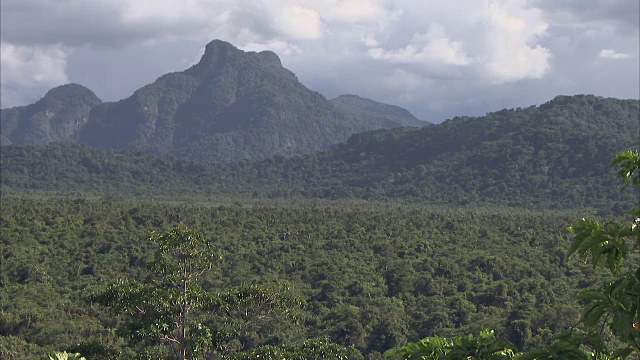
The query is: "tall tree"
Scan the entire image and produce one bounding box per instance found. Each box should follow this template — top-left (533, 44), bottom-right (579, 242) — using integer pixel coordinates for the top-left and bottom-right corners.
top-left (94, 225), bottom-right (217, 359)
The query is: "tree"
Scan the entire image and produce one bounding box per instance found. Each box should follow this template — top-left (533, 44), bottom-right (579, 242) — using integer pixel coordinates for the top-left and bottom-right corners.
top-left (567, 149), bottom-right (639, 357)
top-left (48, 352), bottom-right (87, 360)
top-left (523, 149), bottom-right (640, 359)
top-left (93, 225), bottom-right (307, 359)
top-left (383, 328), bottom-right (519, 360)
top-left (94, 225), bottom-right (218, 359)
top-left (224, 337), bottom-right (364, 359)
top-left (383, 149), bottom-right (640, 360)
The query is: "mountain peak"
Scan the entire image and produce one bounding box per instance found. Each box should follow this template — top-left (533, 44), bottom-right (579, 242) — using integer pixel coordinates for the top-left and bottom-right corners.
top-left (203, 39), bottom-right (239, 55)
top-left (1, 83), bottom-right (101, 145)
top-left (255, 50), bottom-right (282, 67)
top-left (186, 39), bottom-right (283, 77)
top-left (191, 39), bottom-right (241, 69)
top-left (41, 83), bottom-right (101, 104)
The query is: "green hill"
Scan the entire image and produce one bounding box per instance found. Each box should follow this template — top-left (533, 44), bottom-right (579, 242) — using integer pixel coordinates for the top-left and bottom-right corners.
top-left (330, 94), bottom-right (426, 127)
top-left (292, 95), bottom-right (640, 208)
top-left (3, 95), bottom-right (638, 210)
top-left (0, 84), bottom-right (102, 145)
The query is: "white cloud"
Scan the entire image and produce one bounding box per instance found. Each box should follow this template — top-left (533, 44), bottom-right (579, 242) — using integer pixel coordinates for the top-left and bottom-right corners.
top-left (599, 49), bottom-right (631, 59)
top-left (367, 1), bottom-right (551, 83)
top-left (361, 33), bottom-right (379, 47)
top-left (241, 40), bottom-right (301, 56)
top-left (383, 69), bottom-right (426, 101)
top-left (322, 0), bottom-right (387, 23)
top-left (0, 42), bottom-right (69, 107)
top-left (476, 0), bottom-right (551, 83)
top-left (275, 6), bottom-right (322, 40)
top-left (368, 23), bottom-right (471, 66)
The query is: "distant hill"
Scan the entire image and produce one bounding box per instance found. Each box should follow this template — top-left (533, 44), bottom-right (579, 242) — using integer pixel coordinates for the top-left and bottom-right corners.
top-left (0, 40), bottom-right (423, 163)
top-left (330, 94), bottom-right (426, 127)
top-left (310, 95), bottom-right (640, 208)
top-left (0, 84), bottom-right (102, 145)
top-left (3, 95), bottom-right (638, 210)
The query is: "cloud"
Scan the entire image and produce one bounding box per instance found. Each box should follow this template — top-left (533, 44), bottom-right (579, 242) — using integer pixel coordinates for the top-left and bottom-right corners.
top-left (275, 6), bottom-right (322, 40)
top-left (366, 1), bottom-right (551, 83)
top-left (478, 0), bottom-right (551, 83)
top-left (241, 40), bottom-right (301, 57)
top-left (368, 24), bottom-right (471, 66)
top-left (321, 0), bottom-right (387, 23)
top-left (0, 42), bottom-right (69, 107)
top-left (532, 0), bottom-right (640, 35)
top-left (598, 49), bottom-right (632, 59)
top-left (0, 0), bottom-right (637, 121)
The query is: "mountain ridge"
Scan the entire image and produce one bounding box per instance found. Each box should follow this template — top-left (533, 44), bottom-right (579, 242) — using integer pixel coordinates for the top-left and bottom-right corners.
top-left (1, 39), bottom-right (425, 164)
top-left (3, 94), bottom-right (638, 210)
top-left (0, 84), bottom-right (102, 145)
top-left (331, 94), bottom-right (426, 127)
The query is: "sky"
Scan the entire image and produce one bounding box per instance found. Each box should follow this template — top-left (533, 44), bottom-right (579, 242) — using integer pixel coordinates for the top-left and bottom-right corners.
top-left (1, 0), bottom-right (638, 123)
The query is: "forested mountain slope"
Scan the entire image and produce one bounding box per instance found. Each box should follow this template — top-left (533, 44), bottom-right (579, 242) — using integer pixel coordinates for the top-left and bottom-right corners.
top-left (0, 84), bottom-right (102, 145)
top-left (0, 40), bottom-right (424, 164)
top-left (277, 94), bottom-right (639, 209)
top-left (330, 94), bottom-right (426, 127)
top-left (2, 95), bottom-right (638, 210)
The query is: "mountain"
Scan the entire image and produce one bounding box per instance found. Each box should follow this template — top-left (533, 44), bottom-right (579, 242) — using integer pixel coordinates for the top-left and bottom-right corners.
top-left (0, 84), bottom-right (102, 145)
top-left (330, 94), bottom-right (426, 127)
top-left (0, 40), bottom-right (423, 163)
top-left (3, 95), bottom-right (638, 210)
top-left (78, 40), bottom-right (417, 163)
top-left (282, 94), bottom-right (639, 208)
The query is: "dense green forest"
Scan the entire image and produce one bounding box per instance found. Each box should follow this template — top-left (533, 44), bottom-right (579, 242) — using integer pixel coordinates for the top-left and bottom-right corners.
top-left (0, 198), bottom-right (610, 359)
top-left (3, 95), bottom-right (638, 210)
top-left (1, 93), bottom-right (638, 358)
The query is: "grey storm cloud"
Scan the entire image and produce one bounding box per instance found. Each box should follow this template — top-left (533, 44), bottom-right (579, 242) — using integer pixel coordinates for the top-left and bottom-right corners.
top-left (533, 0), bottom-right (640, 34)
top-left (1, 0), bottom-right (638, 122)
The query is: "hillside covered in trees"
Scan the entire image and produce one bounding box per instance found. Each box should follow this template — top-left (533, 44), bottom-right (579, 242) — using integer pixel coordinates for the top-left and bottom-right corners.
top-left (3, 95), bottom-right (638, 210)
top-left (0, 84), bottom-right (102, 146)
top-left (1, 91), bottom-right (639, 358)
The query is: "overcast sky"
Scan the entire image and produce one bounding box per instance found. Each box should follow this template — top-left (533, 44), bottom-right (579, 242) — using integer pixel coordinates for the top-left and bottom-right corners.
top-left (1, 0), bottom-right (638, 122)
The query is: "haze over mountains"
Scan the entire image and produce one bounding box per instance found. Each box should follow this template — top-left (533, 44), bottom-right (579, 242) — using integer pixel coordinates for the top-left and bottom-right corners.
top-left (0, 40), bottom-right (424, 163)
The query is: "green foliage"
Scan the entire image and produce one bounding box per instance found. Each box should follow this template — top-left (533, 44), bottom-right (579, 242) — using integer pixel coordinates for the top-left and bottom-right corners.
top-left (48, 351), bottom-right (87, 360)
top-left (520, 331), bottom-right (609, 360)
top-left (3, 96), bottom-right (638, 210)
top-left (330, 94), bottom-right (425, 128)
top-left (1, 198), bottom-right (597, 358)
top-left (225, 338), bottom-right (363, 359)
top-left (93, 225), bottom-right (219, 359)
top-left (610, 150), bottom-right (640, 190)
top-left (526, 150), bottom-right (640, 359)
top-left (91, 225), bottom-right (311, 359)
top-left (383, 328), bottom-right (519, 359)
top-left (0, 84), bottom-right (101, 145)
